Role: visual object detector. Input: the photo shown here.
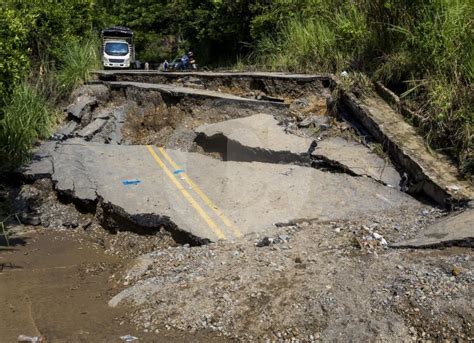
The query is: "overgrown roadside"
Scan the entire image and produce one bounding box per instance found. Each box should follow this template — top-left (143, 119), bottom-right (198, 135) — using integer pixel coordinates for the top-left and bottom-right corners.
top-left (0, 3), bottom-right (101, 241)
top-left (248, 0), bottom-right (473, 177)
top-left (0, 3), bottom-right (102, 172)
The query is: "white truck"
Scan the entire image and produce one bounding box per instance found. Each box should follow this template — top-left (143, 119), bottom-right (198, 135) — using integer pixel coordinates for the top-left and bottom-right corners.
top-left (101, 26), bottom-right (135, 69)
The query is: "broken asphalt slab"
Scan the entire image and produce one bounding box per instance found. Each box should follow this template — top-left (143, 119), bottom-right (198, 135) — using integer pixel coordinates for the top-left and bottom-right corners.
top-left (391, 209), bottom-right (474, 248)
top-left (93, 71), bottom-right (472, 206)
top-left (77, 118), bottom-right (108, 140)
top-left (38, 142), bottom-right (420, 242)
top-left (196, 113), bottom-right (312, 164)
top-left (96, 70), bottom-right (334, 103)
top-left (313, 137), bottom-right (401, 187)
top-left (196, 113), bottom-right (401, 186)
top-left (95, 70), bottom-right (333, 82)
top-left (66, 95), bottom-right (97, 121)
top-left (340, 91), bottom-right (474, 205)
top-left (17, 141), bottom-right (56, 181)
top-left (107, 81), bottom-right (289, 113)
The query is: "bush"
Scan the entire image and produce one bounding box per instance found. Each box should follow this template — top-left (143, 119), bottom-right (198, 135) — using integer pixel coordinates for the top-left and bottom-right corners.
top-left (56, 38), bottom-right (100, 96)
top-left (0, 7), bottom-right (31, 106)
top-left (0, 83), bottom-right (57, 171)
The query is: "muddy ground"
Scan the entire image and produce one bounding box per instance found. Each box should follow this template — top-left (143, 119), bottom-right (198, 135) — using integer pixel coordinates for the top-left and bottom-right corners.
top-left (0, 226), bottom-right (230, 342)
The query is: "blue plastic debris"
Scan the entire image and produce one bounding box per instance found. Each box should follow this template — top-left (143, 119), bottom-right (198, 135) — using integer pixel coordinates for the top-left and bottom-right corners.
top-left (122, 179), bottom-right (142, 186)
top-left (173, 169), bottom-right (185, 175)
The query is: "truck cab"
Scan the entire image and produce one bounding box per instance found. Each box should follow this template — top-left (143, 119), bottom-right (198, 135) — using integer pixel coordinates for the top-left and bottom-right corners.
top-left (101, 27), bottom-right (135, 69)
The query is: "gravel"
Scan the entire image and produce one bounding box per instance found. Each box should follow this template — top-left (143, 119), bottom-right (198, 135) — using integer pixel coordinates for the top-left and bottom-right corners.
top-left (106, 206), bottom-right (472, 341)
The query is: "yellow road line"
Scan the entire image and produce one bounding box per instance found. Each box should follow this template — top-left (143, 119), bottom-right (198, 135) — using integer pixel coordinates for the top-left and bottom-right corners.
top-left (157, 147), bottom-right (242, 238)
top-left (145, 145), bottom-right (226, 240)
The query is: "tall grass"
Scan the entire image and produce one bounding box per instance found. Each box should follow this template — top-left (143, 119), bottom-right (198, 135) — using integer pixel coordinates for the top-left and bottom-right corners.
top-left (0, 38), bottom-right (100, 172)
top-left (56, 38), bottom-right (100, 96)
top-left (254, 2), bottom-right (371, 73)
top-left (0, 83), bottom-right (57, 171)
top-left (255, 19), bottom-right (340, 72)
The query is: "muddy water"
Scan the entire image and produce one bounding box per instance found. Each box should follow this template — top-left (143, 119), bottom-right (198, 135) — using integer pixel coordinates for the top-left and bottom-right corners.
top-left (0, 229), bottom-right (229, 342)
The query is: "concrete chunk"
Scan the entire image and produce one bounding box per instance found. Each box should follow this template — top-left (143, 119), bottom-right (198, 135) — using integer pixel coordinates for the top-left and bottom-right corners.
top-left (77, 118), bottom-right (107, 140)
top-left (17, 141), bottom-right (56, 180)
top-left (391, 209), bottom-right (474, 248)
top-left (66, 95), bottom-right (97, 121)
top-left (53, 121), bottom-right (78, 140)
top-left (313, 137), bottom-right (401, 187)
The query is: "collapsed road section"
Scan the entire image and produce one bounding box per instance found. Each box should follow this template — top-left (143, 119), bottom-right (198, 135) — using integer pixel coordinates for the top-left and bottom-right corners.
top-left (25, 141), bottom-right (419, 242)
top-left (12, 70), bottom-right (473, 341)
top-left (18, 71), bottom-right (473, 246)
top-left (96, 70), bottom-right (474, 207)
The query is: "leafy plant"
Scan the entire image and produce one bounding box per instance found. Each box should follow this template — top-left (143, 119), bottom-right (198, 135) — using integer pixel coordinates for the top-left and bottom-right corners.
top-left (56, 39), bottom-right (100, 96)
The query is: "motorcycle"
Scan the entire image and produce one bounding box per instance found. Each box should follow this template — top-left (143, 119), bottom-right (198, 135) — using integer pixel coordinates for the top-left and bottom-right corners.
top-left (168, 53), bottom-right (198, 71)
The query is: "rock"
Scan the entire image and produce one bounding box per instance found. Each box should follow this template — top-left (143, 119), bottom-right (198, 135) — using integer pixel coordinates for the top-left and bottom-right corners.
top-left (77, 118), bottom-right (107, 140)
top-left (19, 185), bottom-right (41, 205)
top-left (20, 214), bottom-right (41, 226)
top-left (451, 267), bottom-right (461, 276)
top-left (71, 84), bottom-right (110, 103)
top-left (257, 237), bottom-right (273, 247)
top-left (63, 219), bottom-right (79, 228)
top-left (298, 115), bottom-right (329, 128)
top-left (12, 185), bottom-right (42, 216)
top-left (372, 232), bottom-right (388, 246)
top-left (53, 121), bottom-right (78, 141)
top-left (66, 96), bottom-right (97, 121)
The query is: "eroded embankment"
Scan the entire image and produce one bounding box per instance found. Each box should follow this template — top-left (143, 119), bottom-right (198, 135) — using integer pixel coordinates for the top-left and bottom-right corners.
top-left (97, 70), bottom-right (334, 100)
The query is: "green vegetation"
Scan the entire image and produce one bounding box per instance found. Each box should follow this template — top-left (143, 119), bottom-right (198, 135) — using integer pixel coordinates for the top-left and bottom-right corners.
top-left (56, 39), bottom-right (101, 96)
top-left (0, 2), bottom-right (99, 172)
top-left (0, 0), bottom-right (472, 176)
top-left (252, 0), bottom-right (473, 173)
top-left (0, 83), bottom-right (57, 169)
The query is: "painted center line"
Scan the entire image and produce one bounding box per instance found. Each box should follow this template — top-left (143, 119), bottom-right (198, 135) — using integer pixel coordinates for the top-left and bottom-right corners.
top-left (157, 147), bottom-right (242, 238)
top-left (145, 145), bottom-right (226, 240)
